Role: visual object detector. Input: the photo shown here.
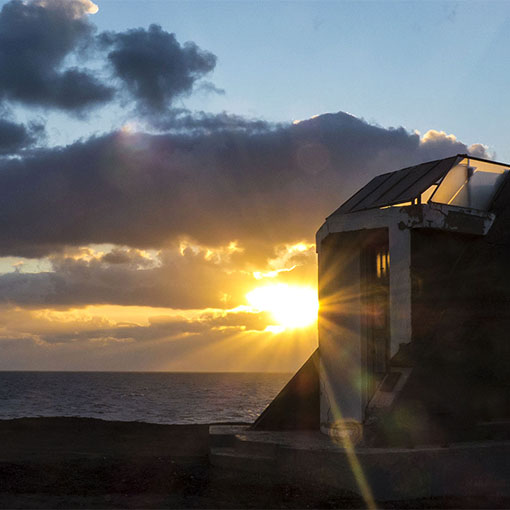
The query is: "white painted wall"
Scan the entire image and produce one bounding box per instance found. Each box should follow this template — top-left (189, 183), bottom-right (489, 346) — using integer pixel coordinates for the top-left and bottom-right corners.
top-left (319, 241), bottom-right (363, 434)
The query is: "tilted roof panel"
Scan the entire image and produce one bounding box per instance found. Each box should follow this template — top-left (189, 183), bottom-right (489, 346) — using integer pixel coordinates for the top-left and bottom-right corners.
top-left (329, 155), bottom-right (461, 216)
top-left (388, 156), bottom-right (459, 204)
top-left (328, 173), bottom-right (393, 217)
top-left (352, 164), bottom-right (420, 211)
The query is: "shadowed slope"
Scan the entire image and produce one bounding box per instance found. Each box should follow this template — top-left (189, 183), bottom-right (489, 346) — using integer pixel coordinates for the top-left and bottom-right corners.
top-left (252, 349), bottom-right (319, 430)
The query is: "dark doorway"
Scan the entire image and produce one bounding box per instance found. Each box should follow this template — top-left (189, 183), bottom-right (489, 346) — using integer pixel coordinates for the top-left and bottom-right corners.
top-left (362, 243), bottom-right (390, 401)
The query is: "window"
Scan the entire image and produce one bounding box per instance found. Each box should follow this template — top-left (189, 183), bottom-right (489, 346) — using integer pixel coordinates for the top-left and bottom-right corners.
top-left (430, 158), bottom-right (508, 211)
top-left (376, 249), bottom-right (389, 279)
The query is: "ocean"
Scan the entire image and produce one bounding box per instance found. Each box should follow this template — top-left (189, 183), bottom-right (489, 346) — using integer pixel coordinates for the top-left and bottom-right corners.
top-left (0, 371), bottom-right (292, 424)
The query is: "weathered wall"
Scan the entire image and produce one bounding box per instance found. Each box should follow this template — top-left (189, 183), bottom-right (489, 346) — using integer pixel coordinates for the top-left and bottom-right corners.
top-left (389, 225), bottom-right (411, 357)
top-left (410, 229), bottom-right (472, 347)
top-left (374, 195), bottom-right (510, 445)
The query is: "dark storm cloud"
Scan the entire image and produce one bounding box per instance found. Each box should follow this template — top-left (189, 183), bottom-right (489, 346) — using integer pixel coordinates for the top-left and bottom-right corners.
top-left (0, 0), bottom-right (113, 111)
top-left (0, 1), bottom-right (220, 115)
top-left (0, 111), bottom-right (487, 259)
top-left (98, 24), bottom-right (217, 114)
top-left (0, 118), bottom-right (43, 154)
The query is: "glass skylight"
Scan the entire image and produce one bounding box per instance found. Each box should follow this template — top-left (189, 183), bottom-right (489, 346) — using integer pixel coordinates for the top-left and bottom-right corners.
top-left (429, 158), bottom-right (508, 211)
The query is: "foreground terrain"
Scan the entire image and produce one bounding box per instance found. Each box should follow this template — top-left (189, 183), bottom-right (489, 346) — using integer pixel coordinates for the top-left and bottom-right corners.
top-left (0, 417), bottom-right (507, 509)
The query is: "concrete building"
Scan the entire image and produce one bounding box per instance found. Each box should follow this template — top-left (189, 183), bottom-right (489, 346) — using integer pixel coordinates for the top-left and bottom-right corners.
top-left (254, 154), bottom-right (510, 446)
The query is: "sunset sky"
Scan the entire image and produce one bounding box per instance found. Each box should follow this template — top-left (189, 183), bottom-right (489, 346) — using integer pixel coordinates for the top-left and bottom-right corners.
top-left (0, 0), bottom-right (508, 371)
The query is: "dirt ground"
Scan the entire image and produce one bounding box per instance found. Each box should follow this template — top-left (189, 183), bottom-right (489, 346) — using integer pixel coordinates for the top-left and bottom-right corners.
top-left (0, 417), bottom-right (507, 509)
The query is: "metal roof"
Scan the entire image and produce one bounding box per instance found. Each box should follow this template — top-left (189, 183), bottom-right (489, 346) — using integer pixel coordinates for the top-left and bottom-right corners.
top-left (329, 155), bottom-right (462, 217)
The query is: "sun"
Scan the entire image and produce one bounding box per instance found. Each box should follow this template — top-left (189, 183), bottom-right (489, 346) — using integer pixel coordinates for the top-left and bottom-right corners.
top-left (246, 283), bottom-right (318, 331)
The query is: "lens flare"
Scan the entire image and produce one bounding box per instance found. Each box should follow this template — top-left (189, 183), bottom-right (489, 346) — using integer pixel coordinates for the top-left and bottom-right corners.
top-left (246, 284), bottom-right (318, 331)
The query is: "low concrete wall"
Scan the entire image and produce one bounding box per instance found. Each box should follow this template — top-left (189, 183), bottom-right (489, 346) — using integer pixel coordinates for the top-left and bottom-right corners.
top-left (277, 440), bottom-right (510, 501)
top-left (210, 430), bottom-right (510, 502)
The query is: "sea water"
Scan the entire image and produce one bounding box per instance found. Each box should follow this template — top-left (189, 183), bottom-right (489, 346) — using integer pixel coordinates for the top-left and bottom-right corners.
top-left (0, 371), bottom-right (292, 424)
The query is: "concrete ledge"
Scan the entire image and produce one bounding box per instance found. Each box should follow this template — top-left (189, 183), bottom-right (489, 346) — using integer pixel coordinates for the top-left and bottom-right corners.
top-left (209, 427), bottom-right (510, 501)
top-left (209, 425), bottom-right (250, 447)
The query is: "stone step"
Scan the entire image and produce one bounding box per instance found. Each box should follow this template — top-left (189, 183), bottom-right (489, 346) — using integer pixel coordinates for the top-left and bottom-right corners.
top-left (209, 424), bottom-right (250, 447)
top-left (209, 433), bottom-right (510, 500)
top-left (233, 433), bottom-right (279, 457)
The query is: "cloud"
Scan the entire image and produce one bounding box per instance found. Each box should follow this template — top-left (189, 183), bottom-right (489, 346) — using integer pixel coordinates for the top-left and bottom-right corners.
top-left (0, 0), bottom-right (112, 112)
top-left (34, 0), bottom-right (99, 18)
top-left (420, 129), bottom-right (458, 144)
top-left (419, 129), bottom-right (489, 160)
top-left (0, 2), bottom-right (219, 117)
top-left (0, 239), bottom-right (318, 310)
top-left (98, 24), bottom-right (217, 115)
top-left (0, 111), bottom-right (488, 259)
top-left (0, 303), bottom-right (276, 351)
top-left (0, 118), bottom-right (43, 154)
top-left (0, 112), bottom-right (489, 313)
top-left (0, 244), bottom-right (254, 309)
top-left (151, 110), bottom-right (274, 134)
